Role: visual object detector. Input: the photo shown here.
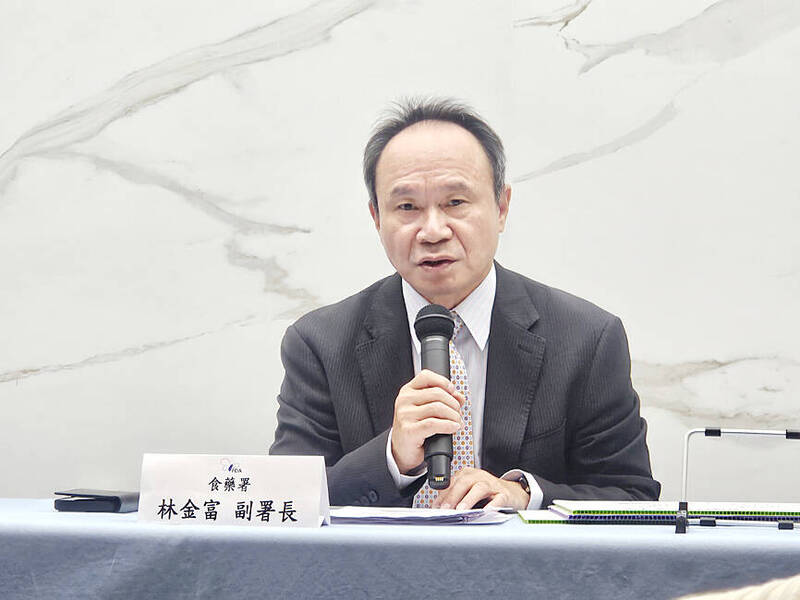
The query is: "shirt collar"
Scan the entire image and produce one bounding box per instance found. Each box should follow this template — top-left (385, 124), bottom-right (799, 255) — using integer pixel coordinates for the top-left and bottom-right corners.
top-left (402, 264), bottom-right (496, 353)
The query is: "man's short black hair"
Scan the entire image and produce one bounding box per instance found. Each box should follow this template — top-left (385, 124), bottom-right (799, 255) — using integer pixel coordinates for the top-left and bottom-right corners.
top-left (363, 97), bottom-right (506, 211)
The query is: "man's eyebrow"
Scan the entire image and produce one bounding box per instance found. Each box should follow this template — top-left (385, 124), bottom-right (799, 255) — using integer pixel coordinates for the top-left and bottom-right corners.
top-left (389, 180), bottom-right (472, 198)
top-left (389, 183), bottom-right (418, 198)
top-left (440, 180), bottom-right (471, 194)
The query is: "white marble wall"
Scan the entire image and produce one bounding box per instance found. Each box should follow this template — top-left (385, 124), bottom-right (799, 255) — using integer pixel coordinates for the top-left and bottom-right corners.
top-left (1, 0), bottom-right (798, 500)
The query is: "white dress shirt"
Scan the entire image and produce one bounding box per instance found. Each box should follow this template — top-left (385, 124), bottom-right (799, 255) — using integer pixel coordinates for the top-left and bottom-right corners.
top-left (385, 264), bottom-right (544, 509)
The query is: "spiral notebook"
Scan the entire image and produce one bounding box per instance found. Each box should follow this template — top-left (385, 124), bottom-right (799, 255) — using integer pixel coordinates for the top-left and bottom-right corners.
top-left (519, 500), bottom-right (800, 525)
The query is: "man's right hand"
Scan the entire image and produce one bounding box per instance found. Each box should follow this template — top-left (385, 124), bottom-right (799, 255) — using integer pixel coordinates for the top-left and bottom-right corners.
top-left (390, 369), bottom-right (465, 475)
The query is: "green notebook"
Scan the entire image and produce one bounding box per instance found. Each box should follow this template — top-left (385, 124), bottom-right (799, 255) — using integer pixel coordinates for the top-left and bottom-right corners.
top-left (536, 500), bottom-right (800, 523)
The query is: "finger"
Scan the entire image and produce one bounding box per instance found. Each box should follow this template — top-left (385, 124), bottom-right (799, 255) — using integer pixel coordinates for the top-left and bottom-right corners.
top-left (407, 370), bottom-right (456, 394)
top-left (408, 386), bottom-right (462, 412)
top-left (401, 374), bottom-right (465, 410)
top-left (404, 402), bottom-right (462, 426)
top-left (455, 481), bottom-right (494, 510)
top-left (413, 417), bottom-right (461, 441)
top-left (484, 492), bottom-right (513, 510)
top-left (433, 470), bottom-right (481, 509)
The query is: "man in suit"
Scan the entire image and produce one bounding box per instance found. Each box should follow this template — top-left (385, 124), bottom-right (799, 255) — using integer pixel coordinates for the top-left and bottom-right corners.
top-left (270, 98), bottom-right (660, 509)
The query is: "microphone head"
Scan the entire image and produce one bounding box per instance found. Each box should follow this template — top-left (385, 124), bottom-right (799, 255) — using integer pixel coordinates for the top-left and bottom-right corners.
top-left (414, 304), bottom-right (455, 341)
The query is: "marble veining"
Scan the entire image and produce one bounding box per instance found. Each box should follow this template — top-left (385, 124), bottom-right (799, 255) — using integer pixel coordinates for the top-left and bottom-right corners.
top-left (0, 1), bottom-right (378, 394)
top-left (564, 0), bottom-right (800, 73)
top-left (514, 0), bottom-right (800, 179)
top-left (0, 315), bottom-right (257, 384)
top-left (225, 236), bottom-right (320, 317)
top-left (634, 357), bottom-right (800, 425)
top-left (48, 150), bottom-right (309, 236)
top-left (0, 0), bottom-right (374, 191)
top-left (514, 100), bottom-right (678, 182)
top-left (514, 0), bottom-right (593, 29)
top-left (0, 147), bottom-right (322, 383)
top-left (0, 0), bottom-right (370, 387)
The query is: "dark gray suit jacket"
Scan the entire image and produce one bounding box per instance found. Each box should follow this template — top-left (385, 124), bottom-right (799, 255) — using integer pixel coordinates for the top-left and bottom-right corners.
top-left (270, 263), bottom-right (660, 507)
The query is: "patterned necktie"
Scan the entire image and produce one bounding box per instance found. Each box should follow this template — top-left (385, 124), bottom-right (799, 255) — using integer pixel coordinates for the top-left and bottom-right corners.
top-left (414, 311), bottom-right (475, 508)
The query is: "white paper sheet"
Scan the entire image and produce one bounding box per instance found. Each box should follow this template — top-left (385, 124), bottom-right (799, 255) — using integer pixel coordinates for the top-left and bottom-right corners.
top-left (329, 506), bottom-right (512, 525)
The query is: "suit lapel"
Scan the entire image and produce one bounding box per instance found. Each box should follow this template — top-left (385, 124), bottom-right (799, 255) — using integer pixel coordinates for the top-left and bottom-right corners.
top-left (356, 274), bottom-right (414, 436)
top-left (482, 264), bottom-right (546, 472)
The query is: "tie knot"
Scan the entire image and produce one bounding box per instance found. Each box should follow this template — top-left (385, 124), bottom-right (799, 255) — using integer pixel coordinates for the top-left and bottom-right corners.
top-left (450, 311), bottom-right (464, 339)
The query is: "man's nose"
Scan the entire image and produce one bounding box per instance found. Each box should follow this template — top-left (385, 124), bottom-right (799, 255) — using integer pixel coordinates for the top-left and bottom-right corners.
top-left (416, 208), bottom-right (452, 244)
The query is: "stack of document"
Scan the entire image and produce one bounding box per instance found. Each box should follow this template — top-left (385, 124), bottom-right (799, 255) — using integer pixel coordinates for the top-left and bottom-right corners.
top-left (330, 506), bottom-right (512, 525)
top-left (520, 500), bottom-right (800, 525)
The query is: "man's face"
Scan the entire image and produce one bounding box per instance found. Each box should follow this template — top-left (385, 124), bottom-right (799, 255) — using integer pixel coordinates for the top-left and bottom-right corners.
top-left (370, 120), bottom-right (510, 309)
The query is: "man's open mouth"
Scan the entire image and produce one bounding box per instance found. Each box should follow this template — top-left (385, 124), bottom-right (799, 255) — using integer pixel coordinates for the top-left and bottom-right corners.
top-left (420, 259), bottom-right (454, 267)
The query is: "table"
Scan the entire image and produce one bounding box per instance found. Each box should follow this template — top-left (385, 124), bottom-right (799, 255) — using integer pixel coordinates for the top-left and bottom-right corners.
top-left (2, 499), bottom-right (799, 599)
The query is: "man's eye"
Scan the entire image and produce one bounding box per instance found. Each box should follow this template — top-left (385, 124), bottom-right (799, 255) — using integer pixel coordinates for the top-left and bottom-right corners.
top-left (398, 203), bottom-right (415, 211)
top-left (449, 198), bottom-right (466, 207)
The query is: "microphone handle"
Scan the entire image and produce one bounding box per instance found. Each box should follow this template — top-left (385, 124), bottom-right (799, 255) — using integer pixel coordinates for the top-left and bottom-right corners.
top-left (420, 335), bottom-right (452, 490)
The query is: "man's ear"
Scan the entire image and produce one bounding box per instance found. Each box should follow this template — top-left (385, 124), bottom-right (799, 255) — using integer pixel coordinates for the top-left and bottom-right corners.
top-left (369, 201), bottom-right (380, 231)
top-left (498, 185), bottom-right (511, 232)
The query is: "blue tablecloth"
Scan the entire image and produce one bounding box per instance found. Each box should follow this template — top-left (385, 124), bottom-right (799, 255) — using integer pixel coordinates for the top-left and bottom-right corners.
top-left (2, 499), bottom-right (799, 599)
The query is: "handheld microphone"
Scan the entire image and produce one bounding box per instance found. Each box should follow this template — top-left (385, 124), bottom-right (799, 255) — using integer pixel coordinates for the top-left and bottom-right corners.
top-left (414, 304), bottom-right (455, 490)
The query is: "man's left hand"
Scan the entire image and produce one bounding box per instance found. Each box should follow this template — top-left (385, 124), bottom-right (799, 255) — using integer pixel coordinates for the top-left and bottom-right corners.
top-left (430, 468), bottom-right (530, 510)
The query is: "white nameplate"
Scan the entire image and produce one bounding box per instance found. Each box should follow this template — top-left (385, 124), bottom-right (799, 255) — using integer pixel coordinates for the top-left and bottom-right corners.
top-left (138, 454), bottom-right (330, 527)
